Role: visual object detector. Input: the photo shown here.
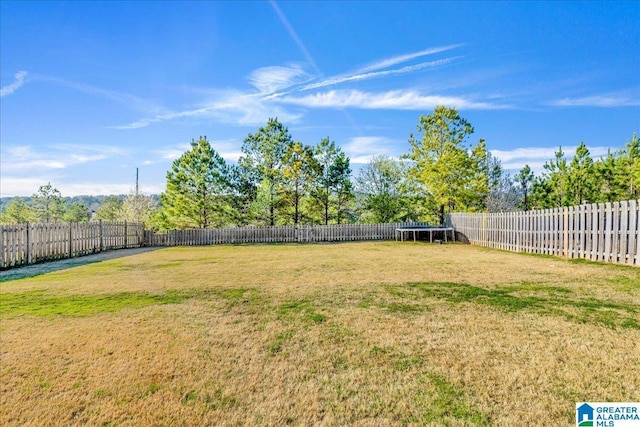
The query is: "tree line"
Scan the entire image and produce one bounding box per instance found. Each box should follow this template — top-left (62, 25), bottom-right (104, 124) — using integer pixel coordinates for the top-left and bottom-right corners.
top-left (1, 106), bottom-right (637, 228)
top-left (519, 136), bottom-right (640, 210)
top-left (0, 184), bottom-right (158, 225)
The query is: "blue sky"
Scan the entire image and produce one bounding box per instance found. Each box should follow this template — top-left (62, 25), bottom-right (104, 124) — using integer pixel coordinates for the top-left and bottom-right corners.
top-left (1, 1), bottom-right (639, 197)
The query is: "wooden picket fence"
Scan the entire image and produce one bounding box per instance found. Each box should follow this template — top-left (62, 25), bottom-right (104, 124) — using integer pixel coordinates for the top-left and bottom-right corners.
top-left (0, 221), bottom-right (145, 269)
top-left (147, 222), bottom-right (430, 246)
top-left (4, 199), bottom-right (639, 269)
top-left (448, 199), bottom-right (640, 266)
top-left (0, 221), bottom-right (430, 270)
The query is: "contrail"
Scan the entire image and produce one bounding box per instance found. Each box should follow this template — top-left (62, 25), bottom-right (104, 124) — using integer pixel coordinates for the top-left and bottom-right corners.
top-left (358, 44), bottom-right (463, 74)
top-left (269, 1), bottom-right (322, 78)
top-left (269, 1), bottom-right (364, 136)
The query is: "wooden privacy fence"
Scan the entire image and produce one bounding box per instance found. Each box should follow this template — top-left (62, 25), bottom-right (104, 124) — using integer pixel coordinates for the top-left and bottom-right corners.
top-left (147, 222), bottom-right (430, 246)
top-left (448, 199), bottom-right (640, 266)
top-left (1, 221), bottom-right (145, 269)
top-left (1, 221), bottom-right (430, 270)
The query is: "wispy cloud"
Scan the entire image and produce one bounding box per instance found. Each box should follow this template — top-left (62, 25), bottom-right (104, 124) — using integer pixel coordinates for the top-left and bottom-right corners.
top-left (248, 64), bottom-right (310, 94)
top-left (111, 107), bottom-right (213, 130)
top-left (36, 75), bottom-right (165, 114)
top-left (1, 71), bottom-right (28, 97)
top-left (278, 89), bottom-right (507, 110)
top-left (491, 147), bottom-right (564, 164)
top-left (113, 89), bottom-right (304, 130)
top-left (0, 144), bottom-right (124, 172)
top-left (110, 39), bottom-right (471, 130)
top-left (113, 61), bottom-right (501, 130)
top-left (0, 177), bottom-right (58, 197)
top-left (110, 8), bottom-right (466, 132)
top-left (549, 91), bottom-right (640, 107)
top-left (343, 136), bottom-right (401, 164)
top-left (155, 144), bottom-right (192, 161)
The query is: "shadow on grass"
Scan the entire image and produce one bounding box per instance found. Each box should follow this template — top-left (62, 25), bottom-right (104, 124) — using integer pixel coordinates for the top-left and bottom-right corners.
top-left (0, 247), bottom-right (162, 282)
top-left (384, 282), bottom-right (640, 330)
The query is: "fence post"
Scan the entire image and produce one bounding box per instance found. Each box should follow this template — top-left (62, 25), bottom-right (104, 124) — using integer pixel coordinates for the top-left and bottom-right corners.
top-left (124, 221), bottom-right (128, 248)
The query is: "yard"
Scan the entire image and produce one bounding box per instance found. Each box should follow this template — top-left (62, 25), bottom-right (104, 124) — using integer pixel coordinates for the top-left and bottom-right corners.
top-left (1, 242), bottom-right (639, 426)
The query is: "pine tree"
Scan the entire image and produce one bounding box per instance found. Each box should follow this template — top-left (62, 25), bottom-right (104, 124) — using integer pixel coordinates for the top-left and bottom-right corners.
top-left (238, 118), bottom-right (294, 225)
top-left (568, 142), bottom-right (595, 205)
top-left (62, 203), bottom-right (90, 222)
top-left (161, 137), bottom-right (235, 229)
top-left (516, 165), bottom-right (534, 210)
top-left (619, 132), bottom-right (640, 199)
top-left (32, 182), bottom-right (66, 222)
top-left (332, 152), bottom-right (354, 224)
top-left (540, 147), bottom-right (570, 207)
top-left (310, 137), bottom-right (354, 224)
top-left (280, 142), bottom-right (318, 225)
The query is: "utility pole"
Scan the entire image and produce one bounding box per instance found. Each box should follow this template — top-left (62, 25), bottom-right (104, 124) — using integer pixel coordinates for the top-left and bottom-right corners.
top-left (135, 167), bottom-right (140, 223)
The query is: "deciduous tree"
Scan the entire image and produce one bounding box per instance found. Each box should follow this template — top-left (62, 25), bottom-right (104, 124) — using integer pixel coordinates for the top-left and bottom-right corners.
top-left (408, 106), bottom-right (487, 224)
top-left (485, 153), bottom-right (520, 212)
top-left (94, 196), bottom-right (123, 221)
top-left (120, 191), bottom-right (158, 224)
top-left (0, 198), bottom-right (34, 224)
top-left (356, 155), bottom-right (421, 223)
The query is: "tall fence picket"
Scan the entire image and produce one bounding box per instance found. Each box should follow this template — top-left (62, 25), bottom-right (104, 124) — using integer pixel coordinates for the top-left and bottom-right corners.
top-left (448, 199), bottom-right (640, 266)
